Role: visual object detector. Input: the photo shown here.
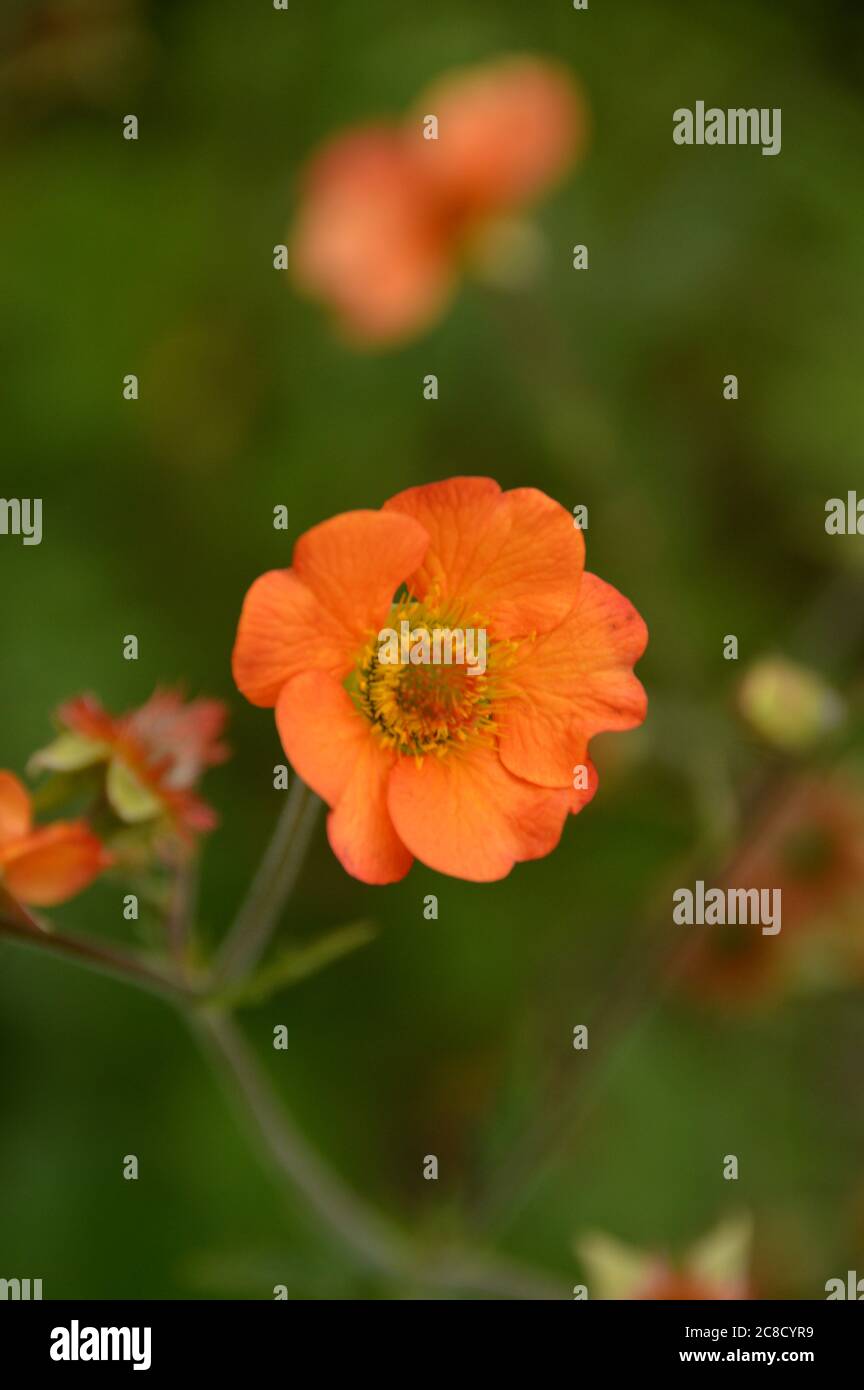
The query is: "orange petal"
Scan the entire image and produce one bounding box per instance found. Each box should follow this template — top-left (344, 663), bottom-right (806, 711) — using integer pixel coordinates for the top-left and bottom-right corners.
top-left (292, 126), bottom-right (454, 345)
top-left (384, 477), bottom-right (583, 637)
top-left (276, 670), bottom-right (364, 805)
top-left (384, 475), bottom-right (502, 600)
top-left (276, 672), bottom-right (412, 885)
top-left (498, 572), bottom-right (647, 786)
top-left (327, 740), bottom-right (413, 886)
top-left (56, 693), bottom-right (118, 744)
top-left (387, 741), bottom-right (571, 881)
top-left (294, 509), bottom-right (428, 645)
top-left (0, 771), bottom-right (32, 846)
top-left (414, 57), bottom-right (586, 216)
top-left (234, 511), bottom-right (427, 707)
top-left (568, 754), bottom-right (599, 814)
top-left (1, 822), bottom-right (110, 907)
top-left (232, 569), bottom-right (355, 708)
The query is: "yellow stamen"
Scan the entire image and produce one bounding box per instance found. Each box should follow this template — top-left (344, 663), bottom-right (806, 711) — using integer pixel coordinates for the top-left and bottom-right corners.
top-left (347, 596), bottom-right (511, 758)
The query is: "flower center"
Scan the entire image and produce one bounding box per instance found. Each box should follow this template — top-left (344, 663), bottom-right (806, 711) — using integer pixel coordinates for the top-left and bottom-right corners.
top-left (349, 598), bottom-right (498, 757)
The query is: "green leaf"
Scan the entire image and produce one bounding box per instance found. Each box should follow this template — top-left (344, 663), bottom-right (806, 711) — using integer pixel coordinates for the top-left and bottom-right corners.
top-left (106, 758), bottom-right (164, 823)
top-left (28, 732), bottom-right (109, 774)
top-left (217, 921), bottom-right (378, 1007)
top-left (576, 1233), bottom-right (655, 1300)
top-left (688, 1215), bottom-right (752, 1286)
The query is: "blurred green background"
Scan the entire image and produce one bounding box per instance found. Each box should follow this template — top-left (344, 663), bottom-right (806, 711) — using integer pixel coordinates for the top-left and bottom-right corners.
top-left (1, 0), bottom-right (863, 1299)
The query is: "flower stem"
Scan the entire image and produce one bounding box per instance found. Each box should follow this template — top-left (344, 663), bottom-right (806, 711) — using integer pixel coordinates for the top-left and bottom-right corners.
top-left (166, 856), bottom-right (199, 967)
top-left (216, 777), bottom-right (321, 985)
top-left (192, 1007), bottom-right (566, 1299)
top-left (0, 901), bottom-right (194, 1004)
top-left (193, 1007), bottom-right (411, 1276)
top-left (0, 893), bottom-right (565, 1295)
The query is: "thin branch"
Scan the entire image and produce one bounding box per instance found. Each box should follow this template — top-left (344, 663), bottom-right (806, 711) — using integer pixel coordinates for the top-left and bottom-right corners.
top-left (0, 906), bottom-right (195, 1004)
top-left (193, 1008), bottom-right (566, 1299)
top-left (165, 855), bottom-right (199, 967)
top-left (192, 1007), bottom-right (413, 1273)
top-left (216, 778), bottom-right (321, 984)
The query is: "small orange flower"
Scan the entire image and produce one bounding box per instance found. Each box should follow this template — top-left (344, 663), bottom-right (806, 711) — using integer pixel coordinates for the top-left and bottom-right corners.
top-left (32, 688), bottom-right (228, 836)
top-left (291, 56), bottom-right (587, 345)
top-left (233, 476), bottom-right (647, 885)
top-left (0, 770), bottom-right (110, 907)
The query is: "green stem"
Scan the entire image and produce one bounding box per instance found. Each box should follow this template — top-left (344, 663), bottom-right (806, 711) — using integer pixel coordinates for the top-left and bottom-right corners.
top-left (193, 1007), bottom-right (411, 1276)
top-left (193, 1007), bottom-right (566, 1300)
top-left (0, 907), bottom-right (195, 1004)
top-left (166, 856), bottom-right (199, 967)
top-left (0, 896), bottom-right (565, 1296)
top-left (216, 778), bottom-right (321, 984)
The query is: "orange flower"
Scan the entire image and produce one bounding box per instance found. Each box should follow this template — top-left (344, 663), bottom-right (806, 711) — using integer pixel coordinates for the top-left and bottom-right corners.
top-left (291, 56), bottom-right (587, 345)
top-left (31, 688), bottom-right (228, 836)
top-left (0, 770), bottom-right (110, 907)
top-left (233, 476), bottom-right (647, 885)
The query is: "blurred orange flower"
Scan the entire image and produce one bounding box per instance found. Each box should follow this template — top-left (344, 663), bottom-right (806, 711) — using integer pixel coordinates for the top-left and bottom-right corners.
top-left (31, 689), bottom-right (229, 837)
top-left (680, 775), bottom-right (864, 1007)
top-left (233, 476), bottom-right (646, 884)
top-left (291, 55), bottom-right (587, 345)
top-left (0, 771), bottom-right (110, 907)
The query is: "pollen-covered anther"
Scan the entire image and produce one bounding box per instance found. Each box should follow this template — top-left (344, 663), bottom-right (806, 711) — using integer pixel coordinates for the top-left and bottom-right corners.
top-left (351, 602), bottom-right (495, 757)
